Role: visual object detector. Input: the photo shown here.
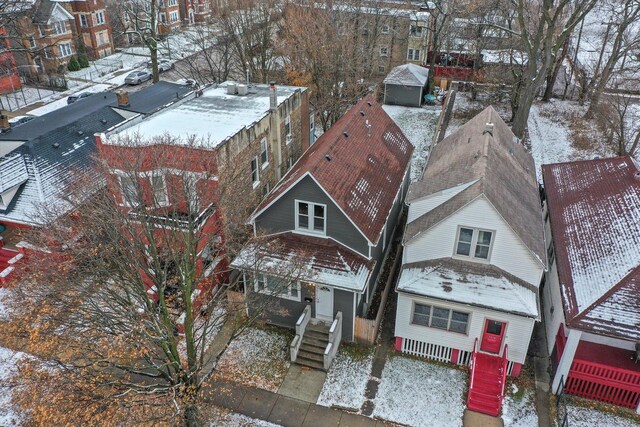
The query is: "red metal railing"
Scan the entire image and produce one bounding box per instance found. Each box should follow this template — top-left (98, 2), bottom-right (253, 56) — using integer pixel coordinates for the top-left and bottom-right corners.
top-left (566, 359), bottom-right (640, 409)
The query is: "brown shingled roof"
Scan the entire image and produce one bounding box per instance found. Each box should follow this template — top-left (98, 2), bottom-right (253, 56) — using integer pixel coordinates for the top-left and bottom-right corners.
top-left (405, 106), bottom-right (546, 266)
top-left (542, 156), bottom-right (640, 340)
top-left (253, 95), bottom-right (413, 244)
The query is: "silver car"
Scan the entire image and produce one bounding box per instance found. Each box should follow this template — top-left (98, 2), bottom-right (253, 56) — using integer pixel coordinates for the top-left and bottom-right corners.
top-left (125, 70), bottom-right (152, 85)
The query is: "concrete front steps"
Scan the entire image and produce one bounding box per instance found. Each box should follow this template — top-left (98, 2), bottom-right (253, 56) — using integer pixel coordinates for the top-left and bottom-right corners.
top-left (295, 322), bottom-right (330, 370)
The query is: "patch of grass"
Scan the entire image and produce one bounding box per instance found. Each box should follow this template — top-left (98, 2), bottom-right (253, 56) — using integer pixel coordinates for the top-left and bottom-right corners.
top-left (568, 396), bottom-right (640, 423)
top-left (339, 342), bottom-right (374, 361)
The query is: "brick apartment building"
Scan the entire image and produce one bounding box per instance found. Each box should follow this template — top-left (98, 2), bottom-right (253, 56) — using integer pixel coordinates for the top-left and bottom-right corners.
top-left (65, 0), bottom-right (115, 59)
top-left (0, 27), bottom-right (21, 94)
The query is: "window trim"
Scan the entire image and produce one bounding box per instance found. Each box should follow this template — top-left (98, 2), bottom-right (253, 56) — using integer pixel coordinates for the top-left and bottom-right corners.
top-left (454, 226), bottom-right (495, 262)
top-left (284, 115), bottom-right (291, 144)
top-left (410, 301), bottom-right (470, 335)
top-left (381, 24), bottom-right (390, 34)
top-left (260, 137), bottom-right (269, 169)
top-left (380, 46), bottom-right (389, 57)
top-left (95, 11), bottom-right (105, 25)
top-left (79, 14), bottom-right (88, 28)
top-left (250, 156), bottom-right (260, 188)
top-left (119, 175), bottom-right (139, 207)
top-left (407, 48), bottom-right (420, 61)
top-left (53, 21), bottom-right (67, 35)
top-left (150, 174), bottom-right (169, 207)
top-left (295, 200), bottom-right (327, 236)
top-left (251, 272), bottom-right (301, 302)
top-left (58, 42), bottom-right (72, 58)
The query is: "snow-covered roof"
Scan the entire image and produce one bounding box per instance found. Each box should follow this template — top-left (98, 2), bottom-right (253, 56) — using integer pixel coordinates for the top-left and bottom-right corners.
top-left (384, 63), bottom-right (429, 87)
top-left (231, 233), bottom-right (373, 292)
top-left (543, 156), bottom-right (640, 340)
top-left (109, 82), bottom-right (304, 149)
top-left (397, 259), bottom-right (539, 317)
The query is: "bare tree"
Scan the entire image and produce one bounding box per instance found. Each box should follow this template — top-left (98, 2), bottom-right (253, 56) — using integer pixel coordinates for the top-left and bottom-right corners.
top-left (5, 135), bottom-right (308, 426)
top-left (599, 91), bottom-right (640, 156)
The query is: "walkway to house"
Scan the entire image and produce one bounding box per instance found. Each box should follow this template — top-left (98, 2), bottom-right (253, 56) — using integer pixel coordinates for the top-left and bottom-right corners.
top-left (530, 322), bottom-right (552, 427)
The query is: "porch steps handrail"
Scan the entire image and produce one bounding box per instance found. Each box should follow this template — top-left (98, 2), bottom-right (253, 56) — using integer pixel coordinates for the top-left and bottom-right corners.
top-left (290, 305), bottom-right (311, 362)
top-left (499, 344), bottom-right (509, 407)
top-left (468, 337), bottom-right (478, 392)
top-left (324, 311), bottom-right (342, 370)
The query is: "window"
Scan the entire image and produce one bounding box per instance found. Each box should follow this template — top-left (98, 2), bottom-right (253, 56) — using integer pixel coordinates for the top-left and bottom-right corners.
top-left (285, 115), bottom-right (291, 144)
top-left (250, 157), bottom-right (260, 187)
top-left (58, 42), bottom-right (72, 58)
top-left (43, 47), bottom-right (52, 59)
top-left (378, 65), bottom-right (385, 74)
top-left (260, 138), bottom-right (269, 168)
top-left (547, 243), bottom-right (555, 267)
top-left (97, 31), bottom-right (107, 46)
top-left (381, 25), bottom-right (389, 34)
top-left (119, 175), bottom-right (138, 206)
top-left (410, 25), bottom-right (424, 37)
top-left (407, 48), bottom-right (420, 61)
top-left (170, 11), bottom-right (179, 22)
top-left (252, 273), bottom-right (301, 301)
top-left (38, 25), bottom-right (45, 38)
top-left (168, 0), bottom-right (178, 5)
top-left (28, 37), bottom-right (36, 49)
top-left (412, 303), bottom-right (469, 333)
top-left (160, 13), bottom-right (167, 24)
top-left (455, 227), bottom-right (494, 260)
top-left (79, 14), bottom-right (88, 27)
top-left (380, 47), bottom-right (388, 57)
top-left (262, 183), bottom-right (270, 197)
top-left (53, 21), bottom-right (67, 35)
top-left (296, 201), bottom-right (326, 234)
top-left (95, 11), bottom-right (105, 25)
top-left (151, 175), bottom-right (168, 206)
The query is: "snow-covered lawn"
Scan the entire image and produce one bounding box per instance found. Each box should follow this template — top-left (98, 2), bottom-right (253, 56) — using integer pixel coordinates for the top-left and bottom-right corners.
top-left (0, 87), bottom-right (58, 112)
top-left (382, 104), bottom-right (441, 181)
top-left (177, 305), bottom-right (226, 361)
top-left (372, 355), bottom-right (466, 427)
top-left (317, 345), bottom-right (374, 410)
top-left (567, 403), bottom-right (640, 427)
top-left (215, 326), bottom-right (291, 392)
top-left (502, 384), bottom-right (538, 427)
top-left (0, 346), bottom-right (25, 426)
top-left (0, 287), bottom-right (13, 320)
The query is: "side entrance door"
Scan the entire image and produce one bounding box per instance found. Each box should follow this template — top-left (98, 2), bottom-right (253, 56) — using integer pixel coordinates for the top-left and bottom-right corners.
top-left (480, 319), bottom-right (506, 354)
top-left (315, 285), bottom-right (333, 321)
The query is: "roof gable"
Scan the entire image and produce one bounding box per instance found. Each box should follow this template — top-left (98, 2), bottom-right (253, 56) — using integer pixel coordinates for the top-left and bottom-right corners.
top-left (406, 106), bottom-right (546, 265)
top-left (543, 156), bottom-right (640, 340)
top-left (384, 64), bottom-right (429, 87)
top-left (254, 95), bottom-right (413, 244)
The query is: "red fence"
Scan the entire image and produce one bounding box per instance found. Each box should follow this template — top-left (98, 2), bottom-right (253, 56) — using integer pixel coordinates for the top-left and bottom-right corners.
top-left (566, 359), bottom-right (640, 409)
top-left (427, 66), bottom-right (480, 82)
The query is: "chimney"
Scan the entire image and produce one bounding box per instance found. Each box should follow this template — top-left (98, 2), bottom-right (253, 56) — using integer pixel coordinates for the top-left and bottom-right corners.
top-left (116, 90), bottom-right (130, 107)
top-left (483, 122), bottom-right (494, 136)
top-left (0, 114), bottom-right (8, 130)
top-left (269, 81), bottom-right (277, 111)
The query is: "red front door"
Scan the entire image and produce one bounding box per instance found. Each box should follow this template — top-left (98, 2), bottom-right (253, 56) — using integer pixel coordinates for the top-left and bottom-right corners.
top-left (480, 319), bottom-right (506, 354)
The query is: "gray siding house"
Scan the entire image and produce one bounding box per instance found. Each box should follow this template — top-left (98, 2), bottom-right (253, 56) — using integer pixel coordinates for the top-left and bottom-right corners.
top-left (383, 63), bottom-right (429, 107)
top-left (232, 95), bottom-right (413, 346)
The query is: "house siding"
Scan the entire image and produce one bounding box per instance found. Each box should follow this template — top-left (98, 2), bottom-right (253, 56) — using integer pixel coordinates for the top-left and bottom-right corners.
top-left (334, 288), bottom-right (355, 341)
top-left (254, 175), bottom-right (370, 257)
top-left (396, 292), bottom-right (534, 364)
top-left (246, 281), bottom-right (315, 327)
top-left (407, 181), bottom-right (477, 223)
top-left (384, 84), bottom-right (422, 107)
top-left (404, 196), bottom-right (543, 286)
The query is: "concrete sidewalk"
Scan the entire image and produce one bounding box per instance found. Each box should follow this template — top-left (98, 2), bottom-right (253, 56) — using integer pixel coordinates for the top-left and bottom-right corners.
top-left (203, 379), bottom-right (396, 427)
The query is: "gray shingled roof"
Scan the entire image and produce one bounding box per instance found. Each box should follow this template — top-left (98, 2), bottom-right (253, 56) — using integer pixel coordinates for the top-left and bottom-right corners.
top-left (405, 106), bottom-right (546, 266)
top-left (0, 153), bottom-right (28, 193)
top-left (383, 63), bottom-right (429, 87)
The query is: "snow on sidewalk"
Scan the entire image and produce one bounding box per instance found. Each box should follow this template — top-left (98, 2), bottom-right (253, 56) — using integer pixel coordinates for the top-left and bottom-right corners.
top-left (502, 385), bottom-right (538, 427)
top-left (317, 346), bottom-right (374, 410)
top-left (567, 404), bottom-right (640, 427)
top-left (372, 355), bottom-right (466, 427)
top-left (0, 346), bottom-right (25, 426)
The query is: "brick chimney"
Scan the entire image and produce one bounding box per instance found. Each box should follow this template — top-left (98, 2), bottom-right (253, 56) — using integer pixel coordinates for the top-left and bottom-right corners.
top-left (116, 90), bottom-right (130, 107)
top-left (0, 114), bottom-right (9, 130)
top-left (269, 81), bottom-right (277, 111)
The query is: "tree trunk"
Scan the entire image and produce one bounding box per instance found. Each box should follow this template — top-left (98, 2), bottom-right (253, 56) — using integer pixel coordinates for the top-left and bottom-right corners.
top-left (184, 403), bottom-right (201, 427)
top-left (543, 37), bottom-right (570, 101)
top-left (511, 86), bottom-right (537, 140)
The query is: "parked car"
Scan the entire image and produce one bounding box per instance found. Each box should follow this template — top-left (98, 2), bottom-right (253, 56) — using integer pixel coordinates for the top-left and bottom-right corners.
top-left (125, 70), bottom-right (152, 85)
top-left (8, 115), bottom-right (35, 127)
top-left (146, 59), bottom-right (174, 72)
top-left (67, 92), bottom-right (92, 104)
top-left (175, 78), bottom-right (198, 88)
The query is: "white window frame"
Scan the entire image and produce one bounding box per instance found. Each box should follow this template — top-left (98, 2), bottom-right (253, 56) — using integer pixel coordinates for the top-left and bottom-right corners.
top-left (380, 46), bottom-right (388, 57)
top-left (160, 13), bottom-right (167, 24)
top-left (454, 226), bottom-right (495, 261)
top-left (58, 42), bottom-right (72, 58)
top-left (381, 24), bottom-right (389, 34)
top-left (285, 115), bottom-right (291, 144)
top-left (410, 24), bottom-right (424, 38)
top-left (150, 174), bottom-right (169, 207)
top-left (95, 11), bottom-right (105, 25)
top-left (411, 301), bottom-right (470, 334)
top-left (260, 138), bottom-right (269, 169)
top-left (250, 156), bottom-right (260, 188)
top-left (53, 21), bottom-right (67, 35)
top-left (169, 0), bottom-right (178, 5)
top-left (295, 200), bottom-right (326, 235)
top-left (251, 272), bottom-right (301, 302)
top-left (28, 37), bottom-right (36, 49)
top-left (79, 14), bottom-right (88, 28)
top-left (170, 11), bottom-right (179, 23)
top-left (119, 175), bottom-right (139, 207)
top-left (407, 48), bottom-right (420, 61)
top-left (38, 25), bottom-right (45, 38)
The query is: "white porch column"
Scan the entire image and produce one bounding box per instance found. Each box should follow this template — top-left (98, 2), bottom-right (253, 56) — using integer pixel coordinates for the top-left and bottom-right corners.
top-left (551, 328), bottom-right (582, 393)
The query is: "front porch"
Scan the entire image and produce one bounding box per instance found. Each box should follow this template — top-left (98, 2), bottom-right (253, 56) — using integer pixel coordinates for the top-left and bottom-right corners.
top-left (554, 326), bottom-right (640, 411)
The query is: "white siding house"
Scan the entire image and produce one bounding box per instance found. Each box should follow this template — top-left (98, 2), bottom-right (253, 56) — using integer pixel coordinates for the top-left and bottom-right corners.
top-left (395, 106), bottom-right (546, 379)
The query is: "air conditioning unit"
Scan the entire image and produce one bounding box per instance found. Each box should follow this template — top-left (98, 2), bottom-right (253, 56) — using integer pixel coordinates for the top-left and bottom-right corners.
top-left (237, 84), bottom-right (248, 96)
top-left (226, 82), bottom-right (237, 95)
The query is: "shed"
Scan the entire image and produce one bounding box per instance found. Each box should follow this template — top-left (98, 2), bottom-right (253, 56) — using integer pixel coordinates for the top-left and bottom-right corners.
top-left (383, 63), bottom-right (429, 107)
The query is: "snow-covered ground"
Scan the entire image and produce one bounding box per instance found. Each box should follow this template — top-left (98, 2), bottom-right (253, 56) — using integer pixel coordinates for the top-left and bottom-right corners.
top-left (215, 326), bottom-right (290, 392)
top-left (502, 385), bottom-right (538, 427)
top-left (383, 104), bottom-right (441, 181)
top-left (209, 407), bottom-right (281, 427)
top-left (317, 346), bottom-right (374, 410)
top-left (372, 355), bottom-right (466, 427)
top-left (0, 346), bottom-right (25, 426)
top-left (0, 87), bottom-right (58, 112)
top-left (28, 83), bottom-right (113, 116)
top-left (567, 403), bottom-right (640, 427)
top-left (177, 305), bottom-right (226, 361)
top-left (0, 287), bottom-right (12, 320)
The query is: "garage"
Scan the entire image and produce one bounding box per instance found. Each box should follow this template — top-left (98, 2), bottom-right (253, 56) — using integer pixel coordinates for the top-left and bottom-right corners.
top-left (383, 63), bottom-right (429, 107)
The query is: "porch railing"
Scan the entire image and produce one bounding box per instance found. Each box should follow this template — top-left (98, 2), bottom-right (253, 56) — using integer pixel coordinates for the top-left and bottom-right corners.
top-left (499, 345), bottom-right (509, 407)
top-left (323, 311), bottom-right (342, 370)
top-left (468, 338), bottom-right (478, 394)
top-left (566, 358), bottom-right (640, 409)
top-left (290, 305), bottom-right (311, 362)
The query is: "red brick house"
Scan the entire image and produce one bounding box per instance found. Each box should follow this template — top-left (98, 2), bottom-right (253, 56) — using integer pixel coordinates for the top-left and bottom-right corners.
top-left (0, 27), bottom-right (21, 94)
top-left (542, 156), bottom-right (640, 413)
top-left (181, 0), bottom-right (212, 24)
top-left (64, 0), bottom-right (114, 59)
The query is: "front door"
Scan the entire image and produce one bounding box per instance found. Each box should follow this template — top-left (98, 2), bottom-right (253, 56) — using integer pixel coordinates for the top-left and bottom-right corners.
top-left (315, 285), bottom-right (333, 321)
top-left (480, 319), bottom-right (506, 354)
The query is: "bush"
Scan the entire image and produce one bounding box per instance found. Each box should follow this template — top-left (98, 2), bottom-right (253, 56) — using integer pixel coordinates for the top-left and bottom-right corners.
top-left (67, 57), bottom-right (81, 72)
top-left (78, 54), bottom-right (89, 68)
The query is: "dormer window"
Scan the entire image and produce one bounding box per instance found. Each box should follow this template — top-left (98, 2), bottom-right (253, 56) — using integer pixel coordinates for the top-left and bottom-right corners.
top-left (296, 201), bottom-right (325, 234)
top-left (455, 227), bottom-right (493, 260)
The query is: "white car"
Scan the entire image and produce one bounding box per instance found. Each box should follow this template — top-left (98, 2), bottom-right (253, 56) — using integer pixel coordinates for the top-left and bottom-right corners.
top-left (8, 115), bottom-right (35, 127)
top-left (125, 70), bottom-right (152, 85)
top-left (147, 59), bottom-right (174, 72)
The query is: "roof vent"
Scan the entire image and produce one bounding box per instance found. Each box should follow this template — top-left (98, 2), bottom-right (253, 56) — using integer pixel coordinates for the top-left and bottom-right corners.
top-left (360, 110), bottom-right (365, 116)
top-left (325, 154), bottom-right (332, 161)
top-left (634, 171), bottom-right (640, 181)
top-left (367, 101), bottom-right (372, 107)
top-left (52, 142), bottom-right (60, 149)
top-left (343, 132), bottom-right (349, 138)
top-left (100, 119), bottom-right (107, 124)
top-left (77, 130), bottom-right (84, 136)
top-left (483, 122), bottom-right (494, 136)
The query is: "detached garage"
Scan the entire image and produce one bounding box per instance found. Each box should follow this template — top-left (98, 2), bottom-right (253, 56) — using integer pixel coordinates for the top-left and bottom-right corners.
top-left (383, 63), bottom-right (429, 107)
